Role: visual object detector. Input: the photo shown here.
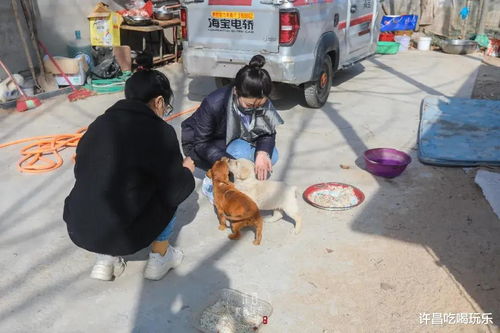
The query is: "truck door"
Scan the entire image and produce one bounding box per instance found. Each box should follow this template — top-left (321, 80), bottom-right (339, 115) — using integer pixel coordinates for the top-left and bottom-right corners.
top-left (346, 0), bottom-right (376, 59)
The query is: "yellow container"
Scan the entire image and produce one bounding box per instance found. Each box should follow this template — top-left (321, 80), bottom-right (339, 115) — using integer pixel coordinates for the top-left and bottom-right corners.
top-left (88, 2), bottom-right (123, 47)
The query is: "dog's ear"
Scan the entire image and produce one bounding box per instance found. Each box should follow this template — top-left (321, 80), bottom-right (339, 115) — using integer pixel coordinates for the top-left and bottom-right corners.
top-left (206, 169), bottom-right (213, 179)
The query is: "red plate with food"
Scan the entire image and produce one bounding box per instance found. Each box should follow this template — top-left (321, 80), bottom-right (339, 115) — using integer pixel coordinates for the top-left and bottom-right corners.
top-left (303, 182), bottom-right (365, 211)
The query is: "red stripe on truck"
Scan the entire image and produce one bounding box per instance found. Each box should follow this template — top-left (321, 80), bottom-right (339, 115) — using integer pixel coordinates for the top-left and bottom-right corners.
top-left (208, 0), bottom-right (252, 5)
top-left (338, 13), bottom-right (373, 30)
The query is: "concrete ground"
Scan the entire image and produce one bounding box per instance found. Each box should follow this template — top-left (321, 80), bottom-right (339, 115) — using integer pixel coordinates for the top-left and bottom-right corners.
top-left (0, 51), bottom-right (498, 333)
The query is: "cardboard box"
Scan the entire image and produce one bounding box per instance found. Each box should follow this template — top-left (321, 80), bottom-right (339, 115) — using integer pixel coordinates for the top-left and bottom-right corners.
top-left (43, 55), bottom-right (89, 87)
top-left (43, 55), bottom-right (89, 75)
top-left (54, 66), bottom-right (87, 86)
top-left (88, 2), bottom-right (123, 47)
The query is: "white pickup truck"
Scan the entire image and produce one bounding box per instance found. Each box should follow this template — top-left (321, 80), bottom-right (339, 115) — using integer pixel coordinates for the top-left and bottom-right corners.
top-left (180, 0), bottom-right (380, 107)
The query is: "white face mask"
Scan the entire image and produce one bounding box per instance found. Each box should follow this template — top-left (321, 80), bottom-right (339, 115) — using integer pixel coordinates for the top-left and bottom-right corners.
top-left (234, 93), bottom-right (267, 116)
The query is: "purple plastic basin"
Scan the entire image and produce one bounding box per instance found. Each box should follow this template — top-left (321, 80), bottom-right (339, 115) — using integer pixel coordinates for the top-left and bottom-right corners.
top-left (364, 148), bottom-right (412, 178)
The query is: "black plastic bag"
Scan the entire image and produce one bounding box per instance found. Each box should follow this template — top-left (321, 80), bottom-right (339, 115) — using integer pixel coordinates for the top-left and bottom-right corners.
top-left (90, 57), bottom-right (122, 79)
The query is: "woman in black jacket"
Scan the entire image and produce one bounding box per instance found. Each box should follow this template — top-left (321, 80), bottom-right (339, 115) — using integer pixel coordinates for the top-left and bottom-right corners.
top-left (63, 55), bottom-right (195, 281)
top-left (181, 55), bottom-right (283, 202)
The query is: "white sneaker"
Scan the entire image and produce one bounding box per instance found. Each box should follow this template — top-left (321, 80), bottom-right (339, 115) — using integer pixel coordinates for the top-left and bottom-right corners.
top-left (201, 176), bottom-right (214, 205)
top-left (90, 254), bottom-right (126, 281)
top-left (144, 246), bottom-right (184, 281)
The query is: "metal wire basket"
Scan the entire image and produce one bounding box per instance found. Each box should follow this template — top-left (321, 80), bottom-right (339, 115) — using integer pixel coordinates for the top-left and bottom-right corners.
top-left (195, 289), bottom-right (273, 333)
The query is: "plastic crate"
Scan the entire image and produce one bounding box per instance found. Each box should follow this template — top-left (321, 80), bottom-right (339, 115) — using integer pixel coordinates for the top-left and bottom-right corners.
top-left (376, 41), bottom-right (400, 54)
top-left (379, 32), bottom-right (395, 42)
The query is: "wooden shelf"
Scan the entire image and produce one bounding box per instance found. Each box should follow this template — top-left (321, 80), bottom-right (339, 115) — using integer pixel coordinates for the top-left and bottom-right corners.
top-left (120, 19), bottom-right (180, 32)
top-left (152, 18), bottom-right (181, 27)
top-left (120, 24), bottom-right (164, 32)
top-left (153, 54), bottom-right (176, 64)
top-left (120, 21), bottom-right (181, 64)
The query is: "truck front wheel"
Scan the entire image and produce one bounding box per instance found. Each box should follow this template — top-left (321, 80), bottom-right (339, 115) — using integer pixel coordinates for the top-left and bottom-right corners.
top-left (303, 56), bottom-right (333, 108)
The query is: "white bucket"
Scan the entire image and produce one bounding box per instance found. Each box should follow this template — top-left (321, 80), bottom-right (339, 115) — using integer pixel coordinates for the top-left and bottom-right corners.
top-left (418, 37), bottom-right (432, 51)
top-left (395, 36), bottom-right (411, 51)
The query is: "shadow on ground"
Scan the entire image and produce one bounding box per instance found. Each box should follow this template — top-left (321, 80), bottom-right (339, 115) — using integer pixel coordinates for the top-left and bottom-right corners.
top-left (332, 63), bottom-right (366, 88)
top-left (126, 53), bottom-right (498, 332)
top-left (125, 192), bottom-right (200, 262)
top-left (322, 62), bottom-right (499, 327)
top-left (471, 56), bottom-right (500, 100)
top-left (131, 239), bottom-right (237, 332)
top-left (185, 64), bottom-right (366, 113)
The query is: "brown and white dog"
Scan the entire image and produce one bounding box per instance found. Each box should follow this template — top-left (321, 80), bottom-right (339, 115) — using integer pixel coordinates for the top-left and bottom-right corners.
top-left (207, 157), bottom-right (263, 245)
top-left (227, 158), bottom-right (302, 234)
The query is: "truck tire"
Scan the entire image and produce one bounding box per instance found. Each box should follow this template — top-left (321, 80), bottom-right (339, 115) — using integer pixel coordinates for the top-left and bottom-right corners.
top-left (215, 77), bottom-right (233, 89)
top-left (303, 56), bottom-right (333, 108)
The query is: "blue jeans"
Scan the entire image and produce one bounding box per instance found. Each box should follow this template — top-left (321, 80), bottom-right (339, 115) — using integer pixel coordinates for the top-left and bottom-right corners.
top-left (155, 215), bottom-right (177, 241)
top-left (226, 139), bottom-right (279, 165)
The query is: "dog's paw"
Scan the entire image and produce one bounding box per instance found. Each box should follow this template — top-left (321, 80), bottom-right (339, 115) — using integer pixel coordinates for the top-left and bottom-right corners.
top-left (253, 239), bottom-right (261, 245)
top-left (218, 225), bottom-right (226, 231)
top-left (228, 233), bottom-right (240, 240)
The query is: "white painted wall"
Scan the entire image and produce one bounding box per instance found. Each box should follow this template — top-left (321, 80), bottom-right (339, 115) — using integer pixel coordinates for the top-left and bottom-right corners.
top-left (382, 0), bottom-right (500, 36)
top-left (0, 0), bottom-right (38, 80)
top-left (34, 0), bottom-right (126, 57)
top-left (0, 0), bottom-right (126, 81)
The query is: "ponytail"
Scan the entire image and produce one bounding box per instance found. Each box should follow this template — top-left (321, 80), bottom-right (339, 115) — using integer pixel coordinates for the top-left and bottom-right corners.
top-left (125, 52), bottom-right (173, 105)
top-left (135, 52), bottom-right (154, 71)
top-left (234, 55), bottom-right (272, 98)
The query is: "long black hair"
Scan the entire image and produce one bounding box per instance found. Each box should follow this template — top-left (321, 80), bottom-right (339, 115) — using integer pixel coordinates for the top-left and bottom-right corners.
top-left (234, 55), bottom-right (272, 98)
top-left (125, 53), bottom-right (173, 106)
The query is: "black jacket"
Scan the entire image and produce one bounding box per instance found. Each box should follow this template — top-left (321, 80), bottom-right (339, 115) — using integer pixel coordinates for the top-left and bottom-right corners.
top-left (63, 100), bottom-right (194, 256)
top-left (181, 86), bottom-right (276, 170)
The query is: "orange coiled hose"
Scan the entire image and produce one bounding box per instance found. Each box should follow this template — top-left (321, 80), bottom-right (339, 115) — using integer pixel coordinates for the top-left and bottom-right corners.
top-left (0, 105), bottom-right (198, 173)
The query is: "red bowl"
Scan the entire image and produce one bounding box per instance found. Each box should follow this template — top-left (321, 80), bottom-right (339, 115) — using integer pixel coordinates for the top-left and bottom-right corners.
top-left (364, 148), bottom-right (412, 178)
top-left (303, 182), bottom-right (365, 211)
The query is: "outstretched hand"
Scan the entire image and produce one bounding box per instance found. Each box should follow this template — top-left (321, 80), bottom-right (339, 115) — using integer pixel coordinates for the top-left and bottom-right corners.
top-left (255, 151), bottom-right (272, 181)
top-left (183, 156), bottom-right (195, 173)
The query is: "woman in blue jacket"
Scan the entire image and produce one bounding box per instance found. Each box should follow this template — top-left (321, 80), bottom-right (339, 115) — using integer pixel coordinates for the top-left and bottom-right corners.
top-left (181, 55), bottom-right (283, 201)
